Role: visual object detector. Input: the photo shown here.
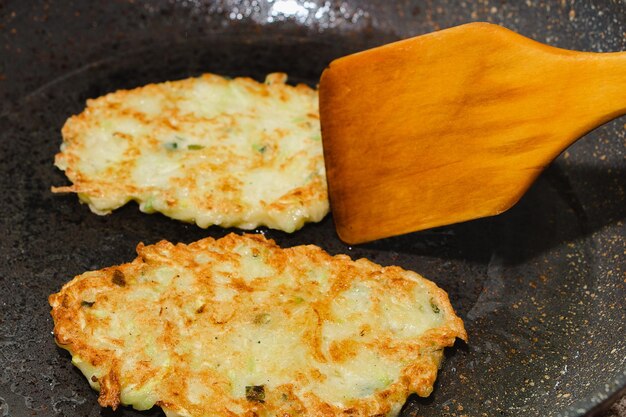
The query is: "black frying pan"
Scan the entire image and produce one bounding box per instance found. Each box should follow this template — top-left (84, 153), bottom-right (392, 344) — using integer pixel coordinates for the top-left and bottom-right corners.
top-left (0, 1), bottom-right (624, 416)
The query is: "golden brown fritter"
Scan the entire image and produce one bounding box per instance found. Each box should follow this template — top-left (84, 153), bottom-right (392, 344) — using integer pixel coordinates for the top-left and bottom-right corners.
top-left (49, 233), bottom-right (466, 417)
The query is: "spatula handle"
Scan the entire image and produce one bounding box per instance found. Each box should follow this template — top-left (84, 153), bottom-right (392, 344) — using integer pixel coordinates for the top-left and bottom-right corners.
top-left (527, 48), bottom-right (626, 160)
top-left (569, 51), bottom-right (626, 125)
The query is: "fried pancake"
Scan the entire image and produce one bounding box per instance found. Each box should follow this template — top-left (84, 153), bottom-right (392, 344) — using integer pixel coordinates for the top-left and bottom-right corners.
top-left (49, 234), bottom-right (466, 417)
top-left (52, 73), bottom-right (327, 232)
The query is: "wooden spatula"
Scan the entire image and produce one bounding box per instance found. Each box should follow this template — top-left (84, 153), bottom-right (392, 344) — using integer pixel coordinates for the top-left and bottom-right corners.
top-left (319, 22), bottom-right (626, 244)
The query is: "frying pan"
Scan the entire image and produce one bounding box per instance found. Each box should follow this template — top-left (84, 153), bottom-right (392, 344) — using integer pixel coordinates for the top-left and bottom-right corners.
top-left (0, 1), bottom-right (624, 416)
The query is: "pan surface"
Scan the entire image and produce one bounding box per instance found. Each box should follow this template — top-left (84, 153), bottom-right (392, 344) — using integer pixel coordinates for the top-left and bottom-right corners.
top-left (0, 1), bottom-right (624, 416)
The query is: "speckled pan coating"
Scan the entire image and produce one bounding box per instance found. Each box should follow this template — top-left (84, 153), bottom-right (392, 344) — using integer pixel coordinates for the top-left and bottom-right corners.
top-left (0, 1), bottom-right (624, 417)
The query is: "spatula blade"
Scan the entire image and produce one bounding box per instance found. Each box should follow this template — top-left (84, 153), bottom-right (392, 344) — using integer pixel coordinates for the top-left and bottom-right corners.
top-left (319, 22), bottom-right (626, 244)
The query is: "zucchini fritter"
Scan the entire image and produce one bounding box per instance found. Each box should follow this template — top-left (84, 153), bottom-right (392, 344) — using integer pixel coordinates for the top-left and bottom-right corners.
top-left (49, 234), bottom-right (466, 417)
top-left (52, 73), bottom-right (327, 232)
